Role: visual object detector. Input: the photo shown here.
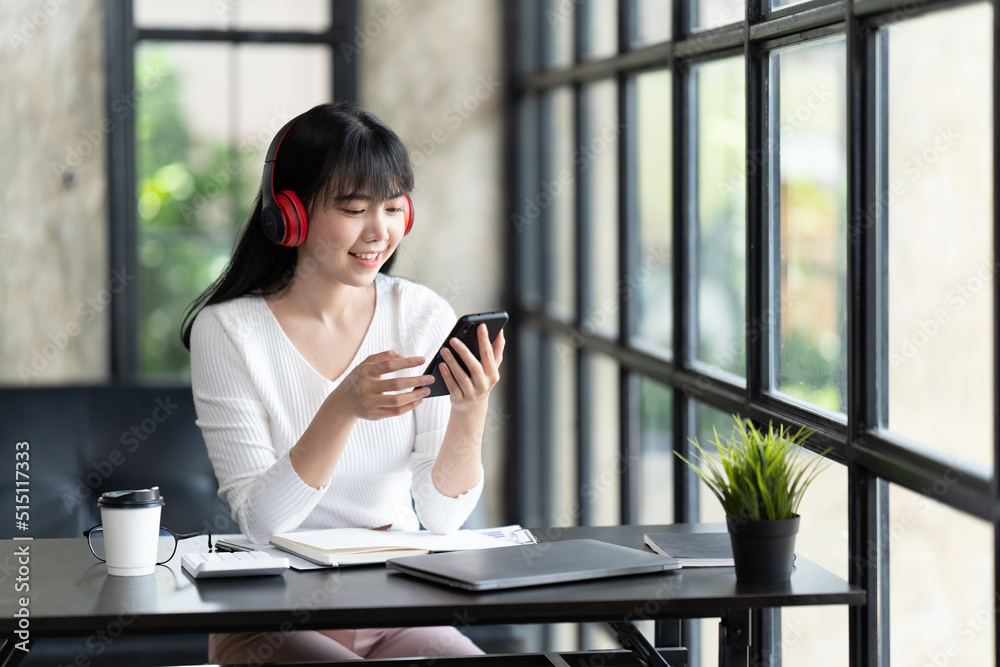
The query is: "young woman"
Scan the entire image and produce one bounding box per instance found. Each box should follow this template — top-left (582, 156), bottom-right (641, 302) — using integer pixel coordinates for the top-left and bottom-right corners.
top-left (181, 101), bottom-right (503, 663)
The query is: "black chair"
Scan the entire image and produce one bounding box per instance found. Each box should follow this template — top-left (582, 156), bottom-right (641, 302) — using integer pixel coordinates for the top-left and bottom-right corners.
top-left (0, 384), bottom-right (528, 665)
top-left (0, 384), bottom-right (237, 666)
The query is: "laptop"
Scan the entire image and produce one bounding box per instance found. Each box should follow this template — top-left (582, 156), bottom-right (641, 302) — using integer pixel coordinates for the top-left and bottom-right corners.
top-left (385, 538), bottom-right (681, 591)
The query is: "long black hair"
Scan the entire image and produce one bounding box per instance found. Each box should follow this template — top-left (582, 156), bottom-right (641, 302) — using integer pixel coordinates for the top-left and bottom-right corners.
top-left (181, 101), bottom-right (414, 349)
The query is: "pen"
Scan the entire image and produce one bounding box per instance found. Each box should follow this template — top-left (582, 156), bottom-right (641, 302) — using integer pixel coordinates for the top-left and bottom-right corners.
top-left (215, 539), bottom-right (259, 553)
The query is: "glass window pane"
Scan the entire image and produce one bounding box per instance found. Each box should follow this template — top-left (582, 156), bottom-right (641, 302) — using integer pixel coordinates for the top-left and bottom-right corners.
top-left (632, 0), bottom-right (671, 47)
top-left (889, 483), bottom-right (994, 666)
top-left (542, 0), bottom-right (575, 70)
top-left (773, 37), bottom-right (848, 414)
top-left (782, 457), bottom-right (849, 664)
top-left (693, 402), bottom-right (733, 524)
top-left (583, 79), bottom-right (621, 338)
top-left (585, 0), bottom-right (619, 60)
top-left (232, 0), bottom-right (330, 30)
top-left (770, 0), bottom-right (811, 12)
top-left (694, 401), bottom-right (735, 667)
top-left (549, 335), bottom-right (579, 527)
top-left (544, 87), bottom-right (576, 321)
top-left (136, 43), bottom-right (329, 378)
top-left (587, 354), bottom-right (621, 525)
top-left (884, 4), bottom-right (994, 471)
top-left (137, 43), bottom-right (232, 379)
top-left (639, 376), bottom-right (673, 524)
top-left (692, 0), bottom-right (743, 32)
top-left (134, 0), bottom-right (330, 31)
top-left (695, 57), bottom-right (746, 378)
top-left (635, 70), bottom-right (673, 353)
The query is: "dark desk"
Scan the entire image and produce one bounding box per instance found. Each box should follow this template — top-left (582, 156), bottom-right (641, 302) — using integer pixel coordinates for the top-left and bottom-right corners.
top-left (0, 525), bottom-right (864, 666)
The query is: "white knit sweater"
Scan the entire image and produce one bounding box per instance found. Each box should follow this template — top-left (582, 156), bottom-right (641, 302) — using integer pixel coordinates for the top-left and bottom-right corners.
top-left (189, 274), bottom-right (483, 544)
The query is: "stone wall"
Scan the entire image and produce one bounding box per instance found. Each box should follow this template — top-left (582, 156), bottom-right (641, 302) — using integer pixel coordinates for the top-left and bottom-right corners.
top-left (357, 0), bottom-right (505, 318)
top-left (357, 0), bottom-right (506, 525)
top-left (0, 0), bottom-right (109, 385)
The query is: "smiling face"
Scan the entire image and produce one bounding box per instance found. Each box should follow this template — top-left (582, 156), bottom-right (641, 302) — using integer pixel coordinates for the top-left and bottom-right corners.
top-left (296, 192), bottom-right (409, 288)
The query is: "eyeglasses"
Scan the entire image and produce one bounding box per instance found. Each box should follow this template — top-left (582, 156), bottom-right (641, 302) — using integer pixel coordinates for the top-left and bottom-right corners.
top-left (83, 526), bottom-right (213, 565)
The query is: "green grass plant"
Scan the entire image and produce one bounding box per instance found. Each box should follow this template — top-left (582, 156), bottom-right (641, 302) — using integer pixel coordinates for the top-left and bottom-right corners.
top-left (677, 416), bottom-right (829, 521)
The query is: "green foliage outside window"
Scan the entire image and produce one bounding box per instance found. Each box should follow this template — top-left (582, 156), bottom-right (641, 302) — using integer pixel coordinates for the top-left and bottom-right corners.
top-left (135, 46), bottom-right (258, 378)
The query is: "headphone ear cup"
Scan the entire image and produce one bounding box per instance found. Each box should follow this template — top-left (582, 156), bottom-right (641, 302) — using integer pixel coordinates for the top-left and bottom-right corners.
top-left (261, 203), bottom-right (286, 245)
top-left (275, 190), bottom-right (309, 247)
top-left (403, 193), bottom-right (414, 235)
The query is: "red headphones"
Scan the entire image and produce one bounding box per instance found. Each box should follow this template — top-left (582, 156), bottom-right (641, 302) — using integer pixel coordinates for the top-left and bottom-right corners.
top-left (261, 116), bottom-right (414, 247)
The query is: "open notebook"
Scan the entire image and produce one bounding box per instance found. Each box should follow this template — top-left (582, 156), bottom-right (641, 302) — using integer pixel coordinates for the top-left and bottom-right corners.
top-left (386, 538), bottom-right (681, 591)
top-left (269, 527), bottom-right (516, 566)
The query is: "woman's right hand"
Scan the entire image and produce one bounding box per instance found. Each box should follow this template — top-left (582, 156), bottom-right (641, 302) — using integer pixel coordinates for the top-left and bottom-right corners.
top-left (328, 351), bottom-right (434, 421)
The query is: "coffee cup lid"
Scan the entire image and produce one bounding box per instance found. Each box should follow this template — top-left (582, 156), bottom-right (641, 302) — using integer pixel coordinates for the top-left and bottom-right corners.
top-left (98, 487), bottom-right (165, 508)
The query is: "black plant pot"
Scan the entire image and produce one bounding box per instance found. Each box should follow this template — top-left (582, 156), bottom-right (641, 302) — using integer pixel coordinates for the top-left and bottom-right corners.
top-left (726, 515), bottom-right (800, 584)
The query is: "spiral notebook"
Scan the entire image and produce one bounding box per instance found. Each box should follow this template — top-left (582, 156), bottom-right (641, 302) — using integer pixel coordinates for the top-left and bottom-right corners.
top-left (642, 532), bottom-right (735, 568)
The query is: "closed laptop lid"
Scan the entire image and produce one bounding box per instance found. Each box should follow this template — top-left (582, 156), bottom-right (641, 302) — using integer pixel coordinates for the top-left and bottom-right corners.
top-left (385, 538), bottom-right (681, 591)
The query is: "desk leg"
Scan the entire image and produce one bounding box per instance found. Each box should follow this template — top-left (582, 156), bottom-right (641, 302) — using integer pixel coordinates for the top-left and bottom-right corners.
top-left (719, 611), bottom-right (750, 667)
top-left (751, 608), bottom-right (779, 667)
top-left (0, 637), bottom-right (27, 667)
top-left (607, 621), bottom-right (674, 667)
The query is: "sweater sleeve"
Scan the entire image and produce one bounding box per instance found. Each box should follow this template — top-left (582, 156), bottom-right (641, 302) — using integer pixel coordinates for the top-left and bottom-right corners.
top-left (190, 304), bottom-right (326, 543)
top-left (401, 286), bottom-right (484, 533)
top-left (408, 395), bottom-right (484, 533)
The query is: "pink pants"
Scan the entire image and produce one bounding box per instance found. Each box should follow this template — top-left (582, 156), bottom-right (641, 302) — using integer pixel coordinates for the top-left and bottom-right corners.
top-left (209, 627), bottom-right (484, 664)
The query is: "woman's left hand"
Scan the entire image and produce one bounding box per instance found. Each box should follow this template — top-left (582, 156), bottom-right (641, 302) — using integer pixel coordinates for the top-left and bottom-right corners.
top-left (438, 324), bottom-right (505, 412)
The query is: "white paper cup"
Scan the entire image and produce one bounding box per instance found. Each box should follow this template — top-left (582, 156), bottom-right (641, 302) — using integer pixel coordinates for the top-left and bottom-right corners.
top-left (97, 488), bottom-right (165, 577)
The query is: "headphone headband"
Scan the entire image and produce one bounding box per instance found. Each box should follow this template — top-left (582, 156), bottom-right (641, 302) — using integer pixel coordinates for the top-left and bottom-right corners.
top-left (260, 112), bottom-right (414, 248)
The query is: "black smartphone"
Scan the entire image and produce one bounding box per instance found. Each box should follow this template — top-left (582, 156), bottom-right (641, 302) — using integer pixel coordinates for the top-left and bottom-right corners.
top-left (422, 311), bottom-right (508, 397)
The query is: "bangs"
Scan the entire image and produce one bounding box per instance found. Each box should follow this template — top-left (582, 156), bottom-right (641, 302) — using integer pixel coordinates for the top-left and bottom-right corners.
top-left (314, 127), bottom-right (413, 209)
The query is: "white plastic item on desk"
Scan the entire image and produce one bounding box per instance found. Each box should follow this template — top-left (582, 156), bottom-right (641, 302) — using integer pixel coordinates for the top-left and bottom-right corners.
top-left (181, 551), bottom-right (290, 578)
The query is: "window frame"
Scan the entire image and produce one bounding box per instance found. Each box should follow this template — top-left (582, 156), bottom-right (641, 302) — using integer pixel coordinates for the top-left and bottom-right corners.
top-left (505, 0), bottom-right (1000, 663)
top-left (104, 0), bottom-right (355, 381)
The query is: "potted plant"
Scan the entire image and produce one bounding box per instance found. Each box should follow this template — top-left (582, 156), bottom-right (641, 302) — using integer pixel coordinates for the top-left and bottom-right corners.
top-left (676, 415), bottom-right (829, 584)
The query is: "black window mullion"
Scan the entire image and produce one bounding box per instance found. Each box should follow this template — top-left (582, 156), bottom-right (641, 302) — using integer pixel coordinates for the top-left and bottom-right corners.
top-left (672, 0), bottom-right (696, 527)
top-left (846, 6), bottom-right (886, 666)
top-left (539, 88), bottom-right (561, 529)
top-left (873, 25), bottom-right (890, 430)
top-left (619, 73), bottom-right (640, 524)
top-left (331, 0), bottom-right (356, 101)
top-left (746, 17), bottom-right (771, 406)
top-left (106, 0), bottom-right (139, 382)
top-left (573, 2), bottom-right (594, 530)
